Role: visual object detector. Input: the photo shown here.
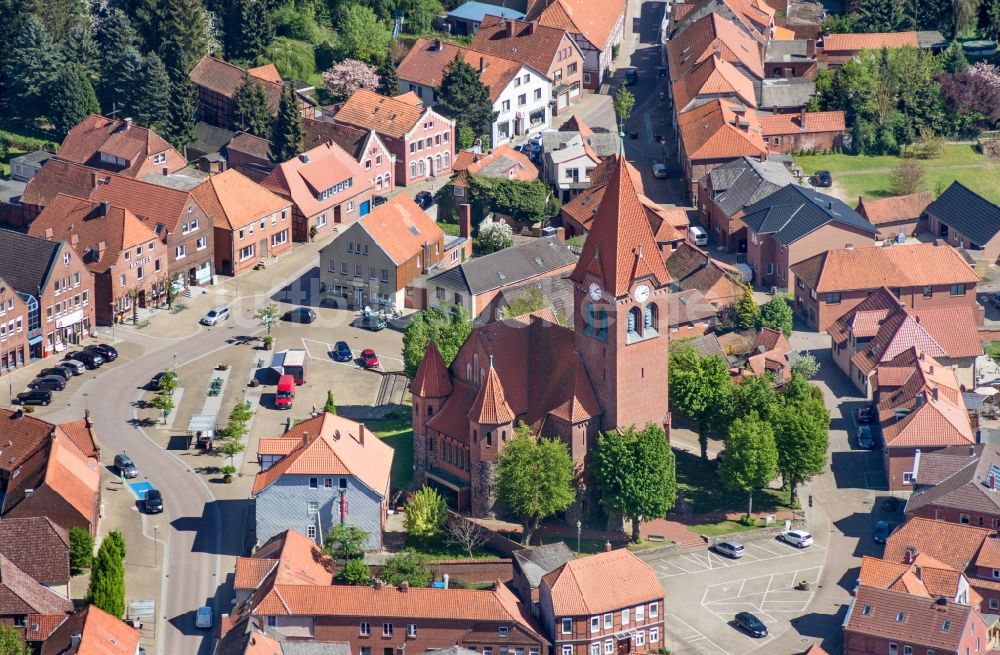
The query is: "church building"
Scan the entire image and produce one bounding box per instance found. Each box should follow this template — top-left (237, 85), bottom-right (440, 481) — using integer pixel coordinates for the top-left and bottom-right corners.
top-left (411, 155), bottom-right (672, 517)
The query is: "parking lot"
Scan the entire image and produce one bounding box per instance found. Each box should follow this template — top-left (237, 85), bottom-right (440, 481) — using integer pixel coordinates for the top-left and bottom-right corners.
top-left (647, 533), bottom-right (826, 655)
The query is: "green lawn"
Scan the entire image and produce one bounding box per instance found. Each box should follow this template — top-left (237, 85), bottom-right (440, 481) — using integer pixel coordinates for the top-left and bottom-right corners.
top-left (675, 450), bottom-right (787, 516)
top-left (439, 221), bottom-right (460, 236)
top-left (368, 415), bottom-right (413, 491)
top-left (794, 144), bottom-right (1000, 203)
top-left (688, 518), bottom-right (767, 537)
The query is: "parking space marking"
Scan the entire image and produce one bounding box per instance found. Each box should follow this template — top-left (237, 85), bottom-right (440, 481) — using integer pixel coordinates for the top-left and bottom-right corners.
top-left (655, 543), bottom-right (825, 578)
top-left (664, 614), bottom-right (732, 655)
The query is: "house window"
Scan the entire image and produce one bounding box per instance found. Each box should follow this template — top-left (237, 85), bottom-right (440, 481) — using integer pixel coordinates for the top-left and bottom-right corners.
top-left (407, 624), bottom-right (417, 637)
top-left (136, 266), bottom-right (144, 280)
top-left (197, 236), bottom-right (207, 250)
top-left (621, 608), bottom-right (630, 624)
top-left (307, 525), bottom-right (316, 539)
top-left (361, 622), bottom-right (371, 636)
top-left (383, 623), bottom-right (393, 636)
top-left (584, 72), bottom-right (592, 84)
top-left (381, 269), bottom-right (388, 283)
top-left (923, 286), bottom-right (933, 298)
top-left (317, 214), bottom-right (327, 228)
top-left (991, 599), bottom-right (999, 610)
top-left (825, 292), bottom-right (841, 304)
top-left (324, 477), bottom-right (333, 488)
top-left (309, 477), bottom-right (318, 488)
top-left (562, 618), bottom-right (572, 634)
top-left (649, 602), bottom-right (658, 617)
top-left (534, 88), bottom-right (542, 100)
top-left (561, 647), bottom-right (572, 655)
top-left (603, 640), bottom-right (612, 655)
top-left (340, 478), bottom-right (348, 489)
top-left (603, 613), bottom-right (612, 629)
top-left (635, 631), bottom-right (645, 647)
top-left (272, 230), bottom-right (288, 246)
top-left (950, 284), bottom-right (966, 296)
top-left (266, 616), bottom-right (277, 628)
top-left (888, 645), bottom-right (897, 655)
top-left (589, 617), bottom-right (599, 633)
top-left (903, 472), bottom-right (914, 484)
top-left (239, 245), bottom-right (255, 261)
top-left (341, 262), bottom-right (348, 275)
top-left (518, 93), bottom-right (527, 106)
top-left (636, 605), bottom-right (644, 621)
top-left (176, 244), bottom-right (186, 259)
top-left (590, 643), bottom-right (600, 655)
top-left (569, 63), bottom-right (577, 74)
top-left (627, 307), bottom-right (640, 336)
top-left (862, 605), bottom-right (872, 615)
top-left (498, 627), bottom-right (508, 637)
top-left (125, 250), bottom-right (131, 261)
top-left (355, 264), bottom-right (362, 277)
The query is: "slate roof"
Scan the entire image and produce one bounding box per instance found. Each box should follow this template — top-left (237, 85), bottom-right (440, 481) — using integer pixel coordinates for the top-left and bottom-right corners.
top-left (429, 236), bottom-right (577, 296)
top-left (303, 119), bottom-right (370, 159)
top-left (686, 332), bottom-right (726, 358)
top-left (665, 241), bottom-right (745, 305)
top-left (541, 549), bottom-right (663, 615)
top-left (702, 156), bottom-right (795, 218)
top-left (0, 517), bottom-right (70, 587)
top-left (0, 230), bottom-right (65, 297)
top-left (759, 77), bottom-right (816, 109)
top-left (925, 181), bottom-right (1000, 246)
top-left (905, 445), bottom-right (1000, 518)
top-left (512, 543), bottom-right (576, 588)
top-left (764, 39), bottom-right (813, 63)
top-left (741, 184), bottom-right (876, 245)
top-left (189, 122), bottom-right (237, 159)
top-left (472, 15), bottom-right (577, 75)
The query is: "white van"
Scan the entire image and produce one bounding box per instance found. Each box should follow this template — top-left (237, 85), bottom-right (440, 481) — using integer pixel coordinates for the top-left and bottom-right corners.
top-left (688, 225), bottom-right (708, 246)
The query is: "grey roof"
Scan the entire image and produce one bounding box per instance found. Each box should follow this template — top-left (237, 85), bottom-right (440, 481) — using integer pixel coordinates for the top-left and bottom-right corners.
top-left (670, 0), bottom-right (760, 39)
top-left (495, 274), bottom-right (575, 322)
top-left (428, 236), bottom-right (578, 295)
top-left (742, 184), bottom-right (877, 245)
top-left (188, 121), bottom-right (236, 160)
top-left (925, 181), bottom-right (1000, 246)
top-left (10, 150), bottom-right (53, 168)
top-left (281, 643), bottom-right (351, 655)
top-left (512, 542), bottom-right (576, 588)
top-left (0, 229), bottom-right (63, 297)
top-left (917, 30), bottom-right (947, 49)
top-left (216, 617), bottom-right (352, 655)
top-left (759, 78), bottom-right (816, 109)
top-left (668, 289), bottom-right (718, 325)
top-left (686, 333), bottom-right (726, 358)
top-left (764, 40), bottom-right (812, 63)
top-left (478, 155), bottom-right (527, 178)
top-left (142, 168), bottom-right (210, 191)
top-left (0, 179), bottom-right (25, 205)
top-left (703, 156), bottom-right (796, 217)
top-left (416, 648), bottom-right (480, 655)
top-left (905, 444), bottom-right (1000, 516)
top-left (542, 131), bottom-right (617, 159)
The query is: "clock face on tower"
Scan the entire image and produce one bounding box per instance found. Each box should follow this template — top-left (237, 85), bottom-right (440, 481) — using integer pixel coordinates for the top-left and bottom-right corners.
top-left (588, 282), bottom-right (602, 301)
top-left (633, 284), bottom-right (650, 302)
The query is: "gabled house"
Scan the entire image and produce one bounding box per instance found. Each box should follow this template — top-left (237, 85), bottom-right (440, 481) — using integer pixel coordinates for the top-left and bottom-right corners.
top-left (541, 132), bottom-right (602, 201)
top-left (758, 110), bottom-right (846, 154)
top-left (819, 31), bottom-right (919, 67)
top-left (736, 327), bottom-right (792, 384)
top-left (397, 39), bottom-right (551, 146)
top-left (905, 445), bottom-right (1000, 532)
top-left (857, 192), bottom-right (933, 240)
top-left (669, 0), bottom-right (775, 44)
top-left (319, 194), bottom-right (447, 310)
top-left (9, 151), bottom-right (53, 183)
top-left (261, 140), bottom-right (375, 242)
top-left (924, 181), bottom-right (1000, 264)
top-left (511, 542), bottom-right (576, 606)
top-left (667, 12), bottom-right (764, 84)
top-left (452, 144), bottom-right (539, 203)
top-left (225, 132), bottom-right (274, 182)
top-left (253, 412), bottom-right (394, 549)
top-left (304, 118), bottom-right (396, 194)
top-left (665, 241), bottom-right (745, 307)
top-left (677, 100), bottom-right (767, 202)
top-left (666, 289), bottom-right (719, 339)
top-left (0, 518), bottom-right (70, 596)
top-left (828, 287), bottom-right (983, 394)
top-left (0, 552), bottom-right (73, 649)
top-left (525, 0), bottom-right (626, 88)
top-left (28, 194), bottom-right (168, 325)
top-left (857, 554), bottom-right (977, 609)
top-left (472, 16), bottom-right (586, 113)
top-left (333, 89), bottom-right (455, 187)
top-left (742, 185), bottom-right (878, 291)
top-left (40, 605), bottom-right (141, 655)
top-left (192, 169), bottom-right (293, 276)
top-left (790, 242), bottom-right (982, 331)
top-left (763, 38), bottom-right (817, 81)
top-left (55, 115), bottom-right (186, 179)
top-left (0, 275), bottom-right (31, 375)
top-left (539, 549), bottom-right (665, 655)
top-left (671, 55), bottom-right (758, 116)
top-left (233, 529), bottom-right (335, 606)
top-left (697, 156), bottom-right (795, 252)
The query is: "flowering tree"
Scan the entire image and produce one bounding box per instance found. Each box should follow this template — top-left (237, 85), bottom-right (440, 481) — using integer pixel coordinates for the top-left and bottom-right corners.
top-left (322, 59), bottom-right (380, 101)
top-left (478, 216), bottom-right (513, 254)
top-left (941, 62), bottom-right (1000, 134)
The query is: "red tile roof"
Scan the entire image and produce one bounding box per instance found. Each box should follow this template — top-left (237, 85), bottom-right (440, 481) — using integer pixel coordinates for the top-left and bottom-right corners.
top-left (356, 193), bottom-right (444, 265)
top-left (667, 12), bottom-right (764, 81)
top-left (467, 364), bottom-right (516, 424)
top-left (239, 529), bottom-right (334, 590)
top-left (398, 39), bottom-right (533, 102)
top-left (857, 192), bottom-right (934, 226)
top-left (527, 0), bottom-right (625, 50)
top-left (570, 155), bottom-right (671, 297)
top-left (877, 359), bottom-right (973, 449)
top-left (55, 418), bottom-right (99, 459)
top-left (0, 517), bottom-right (70, 587)
top-left (677, 100), bottom-right (766, 161)
top-left (758, 111), bottom-right (846, 136)
top-left (845, 585), bottom-right (974, 651)
top-left (192, 169), bottom-right (291, 231)
top-left (672, 55), bottom-right (758, 112)
top-left (40, 605), bottom-right (140, 655)
top-left (56, 115), bottom-right (185, 177)
top-left (822, 31), bottom-right (919, 53)
top-left (189, 56), bottom-right (283, 110)
top-left (42, 435), bottom-right (102, 524)
top-left (541, 549), bottom-right (663, 615)
top-left (260, 140), bottom-right (371, 218)
top-left (0, 409), bottom-right (56, 474)
top-left (412, 340), bottom-right (454, 398)
top-left (247, 64), bottom-right (282, 83)
top-left (234, 557), bottom-right (276, 591)
top-left (472, 16), bottom-right (579, 75)
top-left (0, 552), bottom-right (73, 616)
top-left (335, 89), bottom-right (439, 140)
top-left (885, 518), bottom-right (992, 575)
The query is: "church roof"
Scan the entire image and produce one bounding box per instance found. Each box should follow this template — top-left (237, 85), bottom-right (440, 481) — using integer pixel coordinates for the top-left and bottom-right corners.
top-left (412, 340), bottom-right (453, 398)
top-left (570, 155), bottom-right (671, 297)
top-left (467, 363), bottom-right (516, 425)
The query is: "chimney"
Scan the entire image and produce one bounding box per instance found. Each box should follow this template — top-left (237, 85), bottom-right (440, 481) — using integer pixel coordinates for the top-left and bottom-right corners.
top-left (919, 351), bottom-right (925, 361)
top-left (904, 546), bottom-right (917, 564)
top-left (459, 203), bottom-right (472, 238)
top-left (806, 38), bottom-right (816, 58)
top-left (506, 20), bottom-right (515, 36)
top-left (526, 21), bottom-right (535, 35)
top-left (375, 579), bottom-right (384, 590)
top-left (479, 57), bottom-right (487, 73)
top-left (555, 226), bottom-right (566, 242)
top-left (845, 243), bottom-right (853, 251)
top-left (913, 565), bottom-right (922, 580)
top-left (123, 117), bottom-right (133, 130)
top-left (70, 234), bottom-right (79, 246)
top-left (604, 540), bottom-right (612, 552)
top-left (358, 424), bottom-right (365, 445)
top-left (443, 573), bottom-right (450, 588)
top-left (70, 634), bottom-right (82, 648)
top-left (932, 386), bottom-right (938, 401)
top-left (934, 238), bottom-right (943, 247)
top-left (399, 581), bottom-right (410, 592)
top-left (302, 431), bottom-right (309, 447)
top-left (100, 200), bottom-right (111, 216)
top-left (162, 167), bottom-right (169, 176)
top-left (97, 240), bottom-right (106, 258)
top-left (85, 409), bottom-right (92, 427)
top-left (827, 201), bottom-right (833, 210)
top-left (915, 391), bottom-right (924, 407)
top-left (990, 472), bottom-right (996, 490)
top-left (44, 227), bottom-right (53, 239)
top-left (799, 108), bottom-right (806, 128)
top-left (90, 171), bottom-right (99, 190)
top-left (299, 153), bottom-right (310, 164)
top-left (433, 39), bottom-right (442, 51)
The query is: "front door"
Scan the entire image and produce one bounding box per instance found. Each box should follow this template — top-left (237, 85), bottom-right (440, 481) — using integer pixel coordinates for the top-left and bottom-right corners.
top-left (260, 238), bottom-right (267, 258)
top-left (354, 287), bottom-right (364, 308)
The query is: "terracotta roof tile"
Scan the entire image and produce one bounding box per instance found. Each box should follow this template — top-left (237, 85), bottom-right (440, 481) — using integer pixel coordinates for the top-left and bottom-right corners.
top-left (56, 115), bottom-right (185, 178)
top-left (247, 64), bottom-right (282, 83)
top-left (677, 100), bottom-right (766, 161)
top-left (398, 39), bottom-right (533, 102)
top-left (0, 409), bottom-right (56, 474)
top-left (412, 340), bottom-right (454, 398)
top-left (190, 56), bottom-right (283, 110)
top-left (527, 0), bottom-right (625, 50)
top-left (248, 530), bottom-right (335, 589)
top-left (845, 585), bottom-right (973, 650)
top-left (55, 419), bottom-right (99, 459)
top-left (260, 141), bottom-right (371, 219)
top-left (192, 169), bottom-right (291, 231)
top-left (0, 552), bottom-right (73, 616)
top-left (857, 192), bottom-right (934, 226)
top-left (42, 435), bottom-right (101, 524)
top-left (823, 31), bottom-right (919, 53)
top-left (25, 614), bottom-right (67, 642)
top-left (234, 558), bottom-right (277, 591)
top-left (468, 364), bottom-right (517, 424)
top-left (304, 119), bottom-right (369, 160)
top-left (541, 549), bottom-right (663, 615)
top-left (667, 12), bottom-right (764, 80)
top-left (472, 16), bottom-right (579, 75)
top-left (21, 159), bottom-right (101, 208)
top-left (335, 89), bottom-right (434, 139)
top-left (40, 605), bottom-right (140, 655)
top-left (758, 111), bottom-right (845, 136)
top-left (672, 55), bottom-right (758, 112)
top-left (0, 518), bottom-right (70, 587)
top-left (356, 194), bottom-right (444, 265)
top-left (394, 91), bottom-right (423, 106)
top-left (885, 518), bottom-right (992, 574)
top-left (665, 241), bottom-right (745, 305)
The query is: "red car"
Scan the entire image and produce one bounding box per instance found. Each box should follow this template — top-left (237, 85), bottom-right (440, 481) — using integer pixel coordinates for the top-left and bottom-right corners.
top-left (360, 349), bottom-right (380, 369)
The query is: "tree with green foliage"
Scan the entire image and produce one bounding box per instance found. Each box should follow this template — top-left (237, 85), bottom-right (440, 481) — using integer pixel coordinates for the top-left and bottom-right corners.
top-left (404, 486), bottom-right (448, 540)
top-left (4, 15), bottom-right (62, 119)
top-left (156, 0), bottom-right (210, 78)
top-left (380, 551), bottom-right (433, 587)
top-left (405, 0), bottom-right (445, 33)
top-left (337, 4), bottom-right (392, 64)
top-left (731, 373), bottom-right (780, 421)
top-left (164, 77), bottom-right (199, 148)
top-left (339, 557), bottom-right (371, 584)
top-left (0, 623), bottom-right (25, 655)
top-left (402, 306), bottom-right (473, 378)
top-left (856, 0), bottom-right (907, 32)
top-left (669, 344), bottom-right (734, 461)
top-left (217, 434), bottom-right (247, 465)
top-left (499, 286), bottom-right (549, 320)
top-left (468, 177), bottom-right (551, 224)
top-left (104, 530), bottom-right (126, 559)
top-left (720, 411), bottom-right (778, 518)
top-left (791, 353), bottom-right (820, 379)
top-left (324, 390), bottom-right (337, 414)
top-left (69, 526), bottom-right (94, 574)
top-left (224, 0), bottom-right (274, 62)
top-left (62, 22), bottom-right (99, 81)
top-left (270, 83), bottom-right (305, 162)
top-left (773, 392), bottom-right (829, 504)
top-left (324, 526), bottom-right (370, 559)
top-left (457, 125), bottom-right (476, 149)
top-left (378, 58), bottom-right (400, 96)
top-left (100, 45), bottom-right (145, 118)
top-left (86, 532), bottom-right (126, 617)
top-left (731, 287), bottom-right (761, 331)
top-left (134, 53), bottom-right (172, 133)
top-left (495, 425), bottom-right (576, 545)
top-left (939, 40), bottom-right (969, 74)
top-left (231, 77), bottom-right (274, 136)
top-left (436, 53), bottom-right (496, 144)
top-left (890, 157), bottom-right (925, 195)
top-left (255, 303), bottom-right (281, 335)
top-left (759, 296), bottom-right (793, 337)
top-left (49, 63), bottom-right (100, 138)
top-left (151, 392), bottom-right (175, 424)
top-left (594, 423), bottom-right (676, 542)
top-left (612, 84), bottom-right (635, 128)
top-left (262, 37), bottom-right (318, 80)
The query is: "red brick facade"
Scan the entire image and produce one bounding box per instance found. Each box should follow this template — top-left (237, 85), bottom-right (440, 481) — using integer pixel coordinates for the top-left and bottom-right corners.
top-left (0, 278), bottom-right (29, 376)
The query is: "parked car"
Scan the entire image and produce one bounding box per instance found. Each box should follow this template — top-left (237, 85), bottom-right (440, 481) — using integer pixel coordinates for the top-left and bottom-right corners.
top-left (874, 520), bottom-right (891, 544)
top-left (734, 612), bottom-right (768, 638)
top-left (624, 68), bottom-right (638, 85)
top-left (987, 291), bottom-right (1000, 308)
top-left (282, 307), bottom-right (317, 324)
top-left (779, 529), bottom-right (813, 548)
top-left (143, 489), bottom-right (163, 513)
top-left (58, 360), bottom-right (86, 376)
top-left (331, 341), bottom-right (353, 362)
top-left (857, 405), bottom-right (875, 424)
top-left (200, 305), bottom-right (230, 326)
top-left (811, 170), bottom-right (832, 187)
top-left (114, 453), bottom-right (138, 479)
top-left (360, 349), bottom-right (380, 369)
top-left (195, 606), bottom-right (213, 630)
top-left (373, 195), bottom-right (388, 207)
top-left (357, 313), bottom-right (386, 331)
top-left (415, 191), bottom-right (434, 210)
top-left (85, 344), bottom-right (119, 361)
top-left (653, 162), bottom-right (668, 178)
top-left (65, 350), bottom-right (103, 369)
top-left (15, 389), bottom-right (51, 406)
top-left (714, 541), bottom-right (745, 559)
top-left (29, 376), bottom-right (66, 391)
top-left (149, 371), bottom-right (178, 390)
top-left (857, 424), bottom-right (876, 449)
top-left (40, 367), bottom-right (71, 380)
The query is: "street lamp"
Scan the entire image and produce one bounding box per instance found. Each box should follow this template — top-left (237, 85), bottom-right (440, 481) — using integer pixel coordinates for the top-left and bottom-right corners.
top-left (576, 520), bottom-right (582, 553)
top-left (172, 352), bottom-right (177, 371)
top-left (153, 524), bottom-right (159, 567)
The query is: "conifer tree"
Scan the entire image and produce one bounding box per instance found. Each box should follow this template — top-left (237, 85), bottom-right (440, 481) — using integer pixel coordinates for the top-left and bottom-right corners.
top-left (269, 83), bottom-right (304, 162)
top-left (435, 53), bottom-right (495, 144)
top-left (4, 15), bottom-right (62, 119)
top-left (224, 0), bottom-right (274, 62)
top-left (85, 532), bottom-right (126, 618)
top-left (49, 63), bottom-right (101, 137)
top-left (231, 78), bottom-right (273, 137)
top-left (134, 53), bottom-right (172, 133)
top-left (378, 58), bottom-right (400, 96)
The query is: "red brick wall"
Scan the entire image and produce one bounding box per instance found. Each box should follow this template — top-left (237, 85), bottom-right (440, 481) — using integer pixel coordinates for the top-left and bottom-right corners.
top-left (0, 278), bottom-right (30, 375)
top-left (763, 130), bottom-right (841, 154)
top-left (551, 604), bottom-right (666, 655)
top-left (38, 245), bottom-right (96, 356)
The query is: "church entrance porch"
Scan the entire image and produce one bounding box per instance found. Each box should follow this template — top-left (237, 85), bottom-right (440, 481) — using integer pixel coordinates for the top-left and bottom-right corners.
top-left (426, 468), bottom-right (471, 511)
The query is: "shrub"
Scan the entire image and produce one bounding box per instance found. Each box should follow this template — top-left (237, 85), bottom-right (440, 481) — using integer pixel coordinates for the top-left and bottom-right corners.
top-left (404, 486), bottom-right (448, 540)
top-left (261, 37), bottom-right (316, 80)
top-left (380, 551), bottom-right (433, 587)
top-left (340, 557), bottom-right (371, 585)
top-left (69, 526), bottom-right (94, 574)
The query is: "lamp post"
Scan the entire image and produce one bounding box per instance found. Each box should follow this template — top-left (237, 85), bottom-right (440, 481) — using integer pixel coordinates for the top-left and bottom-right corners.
top-left (576, 520), bottom-right (582, 553)
top-left (153, 524), bottom-right (159, 567)
top-left (172, 352), bottom-right (177, 371)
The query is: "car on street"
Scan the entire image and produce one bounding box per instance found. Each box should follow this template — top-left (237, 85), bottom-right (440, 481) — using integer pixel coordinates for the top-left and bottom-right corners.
top-left (874, 520), bottom-right (891, 544)
top-left (652, 162), bottom-right (668, 178)
top-left (149, 371), bottom-right (178, 390)
top-left (360, 348), bottom-right (380, 369)
top-left (857, 424), bottom-right (876, 449)
top-left (58, 360), bottom-right (86, 375)
top-left (40, 367), bottom-right (71, 380)
top-left (734, 612), bottom-right (768, 638)
top-left (143, 488), bottom-right (163, 513)
top-left (85, 344), bottom-right (119, 361)
top-left (857, 405), bottom-right (875, 423)
top-left (65, 350), bottom-right (103, 369)
top-left (357, 313), bottom-right (387, 331)
top-left (373, 195), bottom-right (388, 207)
top-left (195, 606), bottom-right (213, 629)
top-left (15, 389), bottom-right (51, 406)
top-left (28, 376), bottom-right (66, 391)
top-left (714, 541), bottom-right (745, 559)
top-left (114, 453), bottom-right (138, 479)
top-left (624, 68), bottom-right (638, 85)
top-left (811, 170), bottom-right (832, 187)
top-left (415, 191), bottom-right (434, 209)
top-left (282, 307), bottom-right (317, 324)
top-left (779, 529), bottom-right (813, 548)
top-left (200, 305), bottom-right (230, 326)
top-left (331, 341), bottom-right (353, 362)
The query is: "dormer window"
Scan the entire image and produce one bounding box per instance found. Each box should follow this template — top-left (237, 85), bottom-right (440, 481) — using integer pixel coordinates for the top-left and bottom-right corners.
top-left (99, 152), bottom-right (127, 168)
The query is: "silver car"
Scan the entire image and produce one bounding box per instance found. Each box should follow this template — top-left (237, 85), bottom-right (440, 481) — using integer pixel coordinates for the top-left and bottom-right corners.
top-left (60, 360), bottom-right (87, 375)
top-left (200, 305), bottom-right (230, 326)
top-left (714, 541), bottom-right (745, 558)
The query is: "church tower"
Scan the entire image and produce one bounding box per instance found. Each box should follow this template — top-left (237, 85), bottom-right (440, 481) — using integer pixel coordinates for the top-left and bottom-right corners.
top-left (570, 156), bottom-right (671, 431)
